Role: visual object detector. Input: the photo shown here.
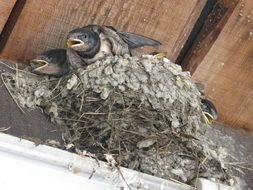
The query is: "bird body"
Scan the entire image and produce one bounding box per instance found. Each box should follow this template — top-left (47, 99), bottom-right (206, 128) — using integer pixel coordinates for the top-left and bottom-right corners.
top-left (195, 82), bottom-right (218, 124)
top-left (66, 25), bottom-right (161, 68)
top-left (81, 31), bottom-right (114, 64)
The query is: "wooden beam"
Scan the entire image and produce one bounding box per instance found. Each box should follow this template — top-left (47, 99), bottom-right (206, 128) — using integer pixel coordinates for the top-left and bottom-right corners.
top-left (192, 0), bottom-right (253, 129)
top-left (181, 0), bottom-right (239, 74)
top-left (0, 0), bottom-right (26, 52)
top-left (0, 0), bottom-right (17, 34)
top-left (170, 0), bottom-right (207, 61)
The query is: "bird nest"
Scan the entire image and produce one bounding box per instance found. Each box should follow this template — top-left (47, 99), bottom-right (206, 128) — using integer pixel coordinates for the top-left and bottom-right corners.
top-left (1, 55), bottom-right (232, 186)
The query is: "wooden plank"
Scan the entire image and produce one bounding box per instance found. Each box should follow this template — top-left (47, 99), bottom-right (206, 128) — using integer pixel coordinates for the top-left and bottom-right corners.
top-left (181, 0), bottom-right (239, 73)
top-left (0, 0), bottom-right (206, 63)
top-left (191, 0), bottom-right (253, 129)
top-left (0, 0), bottom-right (16, 34)
top-left (171, 0), bottom-right (208, 61)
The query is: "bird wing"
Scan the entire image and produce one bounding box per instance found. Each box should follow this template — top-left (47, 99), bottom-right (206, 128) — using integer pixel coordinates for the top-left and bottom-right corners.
top-left (117, 31), bottom-right (161, 49)
top-left (102, 26), bottom-right (130, 55)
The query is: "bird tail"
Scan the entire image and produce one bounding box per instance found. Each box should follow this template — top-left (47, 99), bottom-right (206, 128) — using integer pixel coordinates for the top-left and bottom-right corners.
top-left (118, 32), bottom-right (161, 49)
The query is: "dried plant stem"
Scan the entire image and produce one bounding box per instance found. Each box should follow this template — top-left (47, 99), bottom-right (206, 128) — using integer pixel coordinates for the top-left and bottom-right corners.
top-left (0, 126), bottom-right (11, 132)
top-left (194, 156), bottom-right (207, 189)
top-left (51, 78), bottom-right (62, 93)
top-left (1, 73), bottom-right (25, 114)
top-left (0, 60), bottom-right (37, 76)
top-left (227, 162), bottom-right (253, 171)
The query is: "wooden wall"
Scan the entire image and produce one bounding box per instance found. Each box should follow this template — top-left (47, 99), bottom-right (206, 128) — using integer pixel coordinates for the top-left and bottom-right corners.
top-left (0, 0), bottom-right (16, 34)
top-left (189, 0), bottom-right (253, 129)
top-left (0, 0), bottom-right (205, 63)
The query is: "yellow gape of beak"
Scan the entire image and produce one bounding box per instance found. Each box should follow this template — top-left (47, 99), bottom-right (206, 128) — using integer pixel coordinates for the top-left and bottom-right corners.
top-left (153, 52), bottom-right (167, 59)
top-left (203, 111), bottom-right (214, 125)
top-left (33, 60), bottom-right (49, 71)
top-left (66, 39), bottom-right (83, 48)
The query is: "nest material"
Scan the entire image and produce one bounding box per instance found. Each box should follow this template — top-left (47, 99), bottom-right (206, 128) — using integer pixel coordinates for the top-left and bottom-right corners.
top-left (1, 55), bottom-right (232, 185)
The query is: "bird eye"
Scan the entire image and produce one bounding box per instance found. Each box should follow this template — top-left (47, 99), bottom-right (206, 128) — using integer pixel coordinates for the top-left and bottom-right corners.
top-left (84, 34), bottom-right (87, 39)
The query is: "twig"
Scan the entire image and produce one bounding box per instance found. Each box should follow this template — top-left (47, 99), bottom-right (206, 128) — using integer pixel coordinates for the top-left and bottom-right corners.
top-left (168, 177), bottom-right (191, 186)
top-left (119, 128), bottom-right (147, 137)
top-left (228, 162), bottom-right (253, 171)
top-left (48, 89), bottom-right (64, 101)
top-left (56, 117), bottom-right (89, 124)
top-left (117, 166), bottom-right (132, 190)
top-left (1, 73), bottom-right (25, 114)
top-left (0, 126), bottom-right (11, 132)
top-left (107, 105), bottom-right (112, 121)
top-left (50, 78), bottom-right (62, 93)
top-left (80, 112), bottom-right (115, 115)
top-left (88, 168), bottom-right (96, 179)
top-left (79, 93), bottom-right (85, 113)
top-left (77, 90), bottom-right (85, 97)
top-left (87, 130), bottom-right (107, 151)
top-left (50, 127), bottom-right (84, 132)
top-left (15, 63), bottom-right (19, 87)
top-left (40, 77), bottom-right (63, 83)
top-left (56, 108), bottom-right (98, 122)
top-left (194, 156), bottom-right (208, 189)
top-left (0, 60), bottom-right (37, 76)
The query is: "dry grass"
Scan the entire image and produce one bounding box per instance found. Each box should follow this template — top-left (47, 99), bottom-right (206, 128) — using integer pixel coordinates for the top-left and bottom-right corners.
top-left (0, 55), bottom-right (233, 186)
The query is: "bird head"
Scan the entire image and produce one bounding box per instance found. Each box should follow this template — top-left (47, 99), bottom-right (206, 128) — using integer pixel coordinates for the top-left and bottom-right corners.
top-left (66, 26), bottom-right (100, 52)
top-left (201, 98), bottom-right (218, 125)
top-left (30, 49), bottom-right (69, 77)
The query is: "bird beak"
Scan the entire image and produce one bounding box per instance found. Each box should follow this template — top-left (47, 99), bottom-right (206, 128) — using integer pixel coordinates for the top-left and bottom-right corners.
top-left (153, 52), bottom-right (167, 59)
top-left (66, 39), bottom-right (84, 48)
top-left (203, 111), bottom-right (214, 125)
top-left (31, 60), bottom-right (49, 71)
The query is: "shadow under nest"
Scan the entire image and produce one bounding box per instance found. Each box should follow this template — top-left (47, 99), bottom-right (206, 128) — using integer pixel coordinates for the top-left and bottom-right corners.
top-left (1, 55), bottom-right (232, 186)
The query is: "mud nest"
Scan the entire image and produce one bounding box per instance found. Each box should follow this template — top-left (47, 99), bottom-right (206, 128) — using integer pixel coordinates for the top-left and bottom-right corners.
top-left (1, 55), bottom-right (232, 186)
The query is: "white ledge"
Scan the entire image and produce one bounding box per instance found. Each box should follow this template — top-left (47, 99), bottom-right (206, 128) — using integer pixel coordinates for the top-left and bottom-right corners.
top-left (0, 133), bottom-right (234, 190)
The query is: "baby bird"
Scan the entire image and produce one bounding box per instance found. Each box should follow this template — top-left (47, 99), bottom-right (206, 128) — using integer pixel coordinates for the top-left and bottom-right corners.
top-left (66, 25), bottom-right (161, 68)
top-left (195, 82), bottom-right (218, 125)
top-left (201, 98), bottom-right (218, 125)
top-left (30, 49), bottom-right (70, 77)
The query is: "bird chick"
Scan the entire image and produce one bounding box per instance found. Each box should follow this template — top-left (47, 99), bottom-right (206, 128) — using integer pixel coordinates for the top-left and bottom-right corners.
top-left (66, 25), bottom-right (161, 68)
top-left (201, 98), bottom-right (218, 125)
top-left (195, 82), bottom-right (218, 125)
top-left (30, 49), bottom-right (70, 77)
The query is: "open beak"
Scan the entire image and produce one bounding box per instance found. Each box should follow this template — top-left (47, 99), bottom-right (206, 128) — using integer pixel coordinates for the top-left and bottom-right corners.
top-left (203, 111), bottom-right (214, 125)
top-left (31, 60), bottom-right (49, 71)
top-left (66, 39), bottom-right (84, 48)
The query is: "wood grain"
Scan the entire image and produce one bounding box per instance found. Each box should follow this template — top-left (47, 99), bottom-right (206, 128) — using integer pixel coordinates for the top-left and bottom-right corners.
top-left (181, 0), bottom-right (239, 73)
top-left (192, 0), bottom-right (253, 129)
top-left (0, 0), bottom-right (205, 63)
top-left (0, 0), bottom-right (16, 34)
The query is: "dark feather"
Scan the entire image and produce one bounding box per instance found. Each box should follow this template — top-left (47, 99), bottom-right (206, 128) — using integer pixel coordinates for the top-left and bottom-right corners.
top-left (117, 32), bottom-right (161, 49)
top-left (105, 25), bottom-right (117, 32)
